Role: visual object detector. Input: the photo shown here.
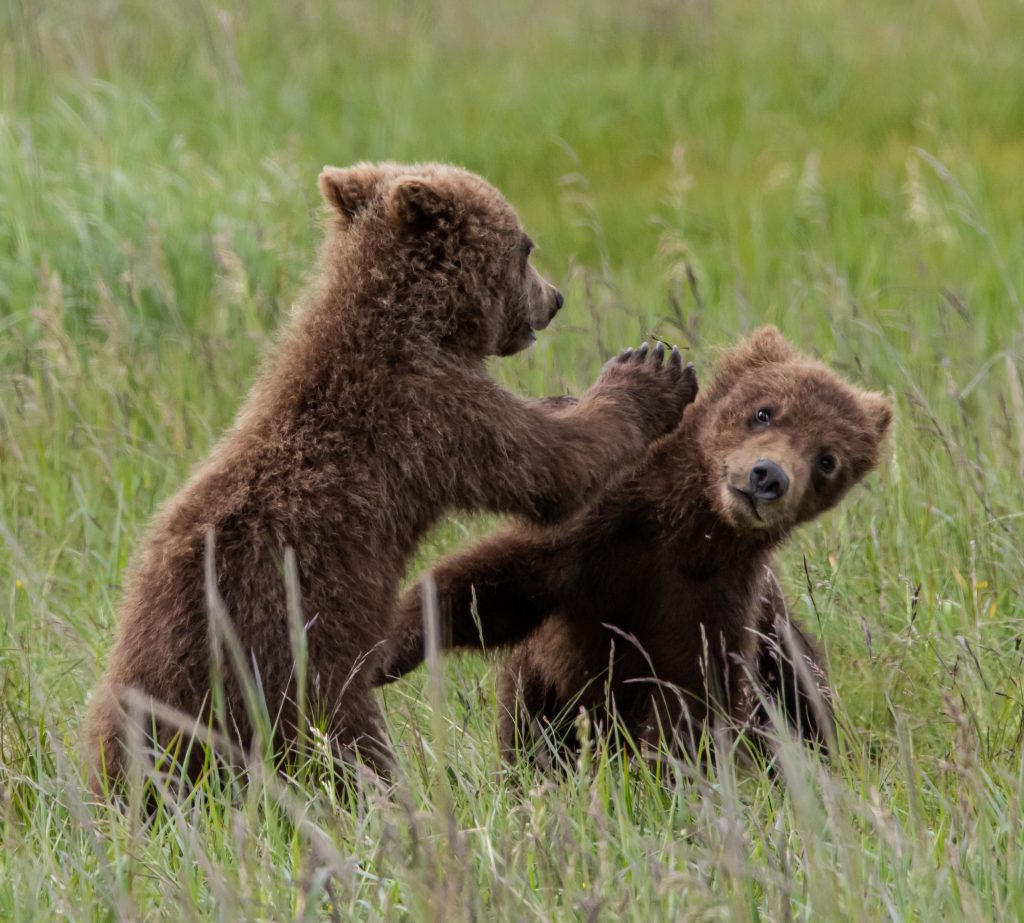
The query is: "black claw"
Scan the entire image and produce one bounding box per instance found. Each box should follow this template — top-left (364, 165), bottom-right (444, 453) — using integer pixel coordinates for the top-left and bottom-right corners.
top-left (653, 342), bottom-right (665, 364)
top-left (670, 346), bottom-right (682, 368)
top-left (636, 342), bottom-right (650, 362)
top-left (619, 348), bottom-right (633, 361)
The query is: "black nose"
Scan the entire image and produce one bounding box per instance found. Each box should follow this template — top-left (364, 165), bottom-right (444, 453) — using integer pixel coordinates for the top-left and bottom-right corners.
top-left (749, 459), bottom-right (789, 501)
top-left (553, 289), bottom-right (564, 311)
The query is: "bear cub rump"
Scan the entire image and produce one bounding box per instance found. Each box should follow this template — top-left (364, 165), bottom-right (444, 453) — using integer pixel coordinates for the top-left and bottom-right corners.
top-left (382, 326), bottom-right (893, 763)
top-left (87, 162), bottom-right (696, 788)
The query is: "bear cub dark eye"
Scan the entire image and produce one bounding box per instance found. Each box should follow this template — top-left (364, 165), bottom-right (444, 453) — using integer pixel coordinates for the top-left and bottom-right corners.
top-left (755, 407), bottom-right (772, 425)
top-left (521, 235), bottom-right (534, 260)
top-left (818, 452), bottom-right (837, 474)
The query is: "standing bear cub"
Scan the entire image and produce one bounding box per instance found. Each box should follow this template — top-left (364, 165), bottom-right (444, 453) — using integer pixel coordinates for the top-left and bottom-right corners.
top-left (381, 327), bottom-right (892, 763)
top-left (87, 162), bottom-right (696, 788)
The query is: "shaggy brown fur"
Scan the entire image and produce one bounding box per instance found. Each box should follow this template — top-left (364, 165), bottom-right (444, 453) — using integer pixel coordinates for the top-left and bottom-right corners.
top-left (87, 162), bottom-right (698, 788)
top-left (380, 327), bottom-right (892, 763)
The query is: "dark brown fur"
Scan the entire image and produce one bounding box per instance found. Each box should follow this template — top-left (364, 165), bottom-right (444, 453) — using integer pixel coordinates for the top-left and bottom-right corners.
top-left (86, 162), bottom-right (697, 788)
top-left (380, 327), bottom-right (892, 763)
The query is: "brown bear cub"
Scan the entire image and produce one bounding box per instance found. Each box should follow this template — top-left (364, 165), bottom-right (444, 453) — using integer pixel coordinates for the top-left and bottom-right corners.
top-left (87, 162), bottom-right (697, 789)
top-left (380, 327), bottom-right (892, 764)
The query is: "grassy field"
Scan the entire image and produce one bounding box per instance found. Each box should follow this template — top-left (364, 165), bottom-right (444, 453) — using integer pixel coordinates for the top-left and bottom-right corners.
top-left (3, 0), bottom-right (1024, 918)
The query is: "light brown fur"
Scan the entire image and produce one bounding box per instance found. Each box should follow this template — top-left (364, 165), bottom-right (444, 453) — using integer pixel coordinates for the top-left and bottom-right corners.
top-left (381, 327), bottom-right (892, 763)
top-left (87, 162), bottom-right (696, 788)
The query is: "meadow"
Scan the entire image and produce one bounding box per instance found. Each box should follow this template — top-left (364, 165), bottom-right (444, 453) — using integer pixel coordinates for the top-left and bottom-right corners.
top-left (2, 0), bottom-right (1024, 918)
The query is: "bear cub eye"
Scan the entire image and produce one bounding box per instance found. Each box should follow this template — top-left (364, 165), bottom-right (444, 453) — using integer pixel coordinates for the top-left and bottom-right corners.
top-left (755, 407), bottom-right (772, 425)
top-left (520, 235), bottom-right (534, 261)
top-left (818, 452), bottom-right (837, 474)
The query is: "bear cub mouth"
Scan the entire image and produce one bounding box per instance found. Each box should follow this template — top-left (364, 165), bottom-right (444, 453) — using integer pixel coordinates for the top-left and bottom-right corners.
top-left (727, 484), bottom-right (765, 523)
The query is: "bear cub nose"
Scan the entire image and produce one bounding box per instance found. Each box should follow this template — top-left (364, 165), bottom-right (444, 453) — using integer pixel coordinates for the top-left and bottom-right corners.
top-left (750, 459), bottom-right (789, 501)
top-left (545, 288), bottom-right (564, 324)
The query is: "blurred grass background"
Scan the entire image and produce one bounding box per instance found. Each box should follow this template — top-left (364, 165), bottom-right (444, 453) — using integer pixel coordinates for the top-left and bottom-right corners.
top-left (2, 0), bottom-right (1024, 919)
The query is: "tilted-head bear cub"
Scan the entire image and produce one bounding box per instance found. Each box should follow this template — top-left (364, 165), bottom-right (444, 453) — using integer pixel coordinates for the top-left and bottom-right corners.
top-left (380, 327), bottom-right (892, 764)
top-left (87, 162), bottom-right (696, 790)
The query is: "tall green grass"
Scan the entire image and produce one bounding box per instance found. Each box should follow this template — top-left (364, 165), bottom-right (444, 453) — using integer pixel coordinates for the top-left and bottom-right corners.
top-left (2, 0), bottom-right (1023, 918)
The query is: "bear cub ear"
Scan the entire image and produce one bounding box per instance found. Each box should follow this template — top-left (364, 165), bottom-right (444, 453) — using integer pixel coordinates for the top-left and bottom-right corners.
top-left (705, 325), bottom-right (795, 402)
top-left (319, 164), bottom-right (384, 225)
top-left (863, 391), bottom-right (894, 441)
top-left (736, 325), bottom-right (794, 367)
top-left (387, 176), bottom-right (456, 236)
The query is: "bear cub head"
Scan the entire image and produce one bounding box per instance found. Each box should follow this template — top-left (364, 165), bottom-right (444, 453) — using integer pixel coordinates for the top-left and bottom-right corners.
top-left (318, 162), bottom-right (562, 357)
top-left (691, 326), bottom-right (893, 537)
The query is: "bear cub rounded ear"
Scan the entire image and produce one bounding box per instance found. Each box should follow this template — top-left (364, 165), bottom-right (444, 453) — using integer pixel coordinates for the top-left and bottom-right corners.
top-left (319, 164), bottom-right (384, 225)
top-left (705, 325), bottom-right (795, 402)
top-left (740, 325), bottom-right (794, 366)
top-left (865, 391), bottom-right (894, 440)
top-left (387, 177), bottom-right (455, 236)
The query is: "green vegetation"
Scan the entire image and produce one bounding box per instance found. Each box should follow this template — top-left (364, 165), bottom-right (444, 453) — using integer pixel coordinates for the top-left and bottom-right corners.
top-left (2, 0), bottom-right (1023, 918)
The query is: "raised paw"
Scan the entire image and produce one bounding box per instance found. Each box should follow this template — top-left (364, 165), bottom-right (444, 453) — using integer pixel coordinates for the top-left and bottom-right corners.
top-left (594, 341), bottom-right (699, 441)
top-left (617, 341), bottom-right (660, 365)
